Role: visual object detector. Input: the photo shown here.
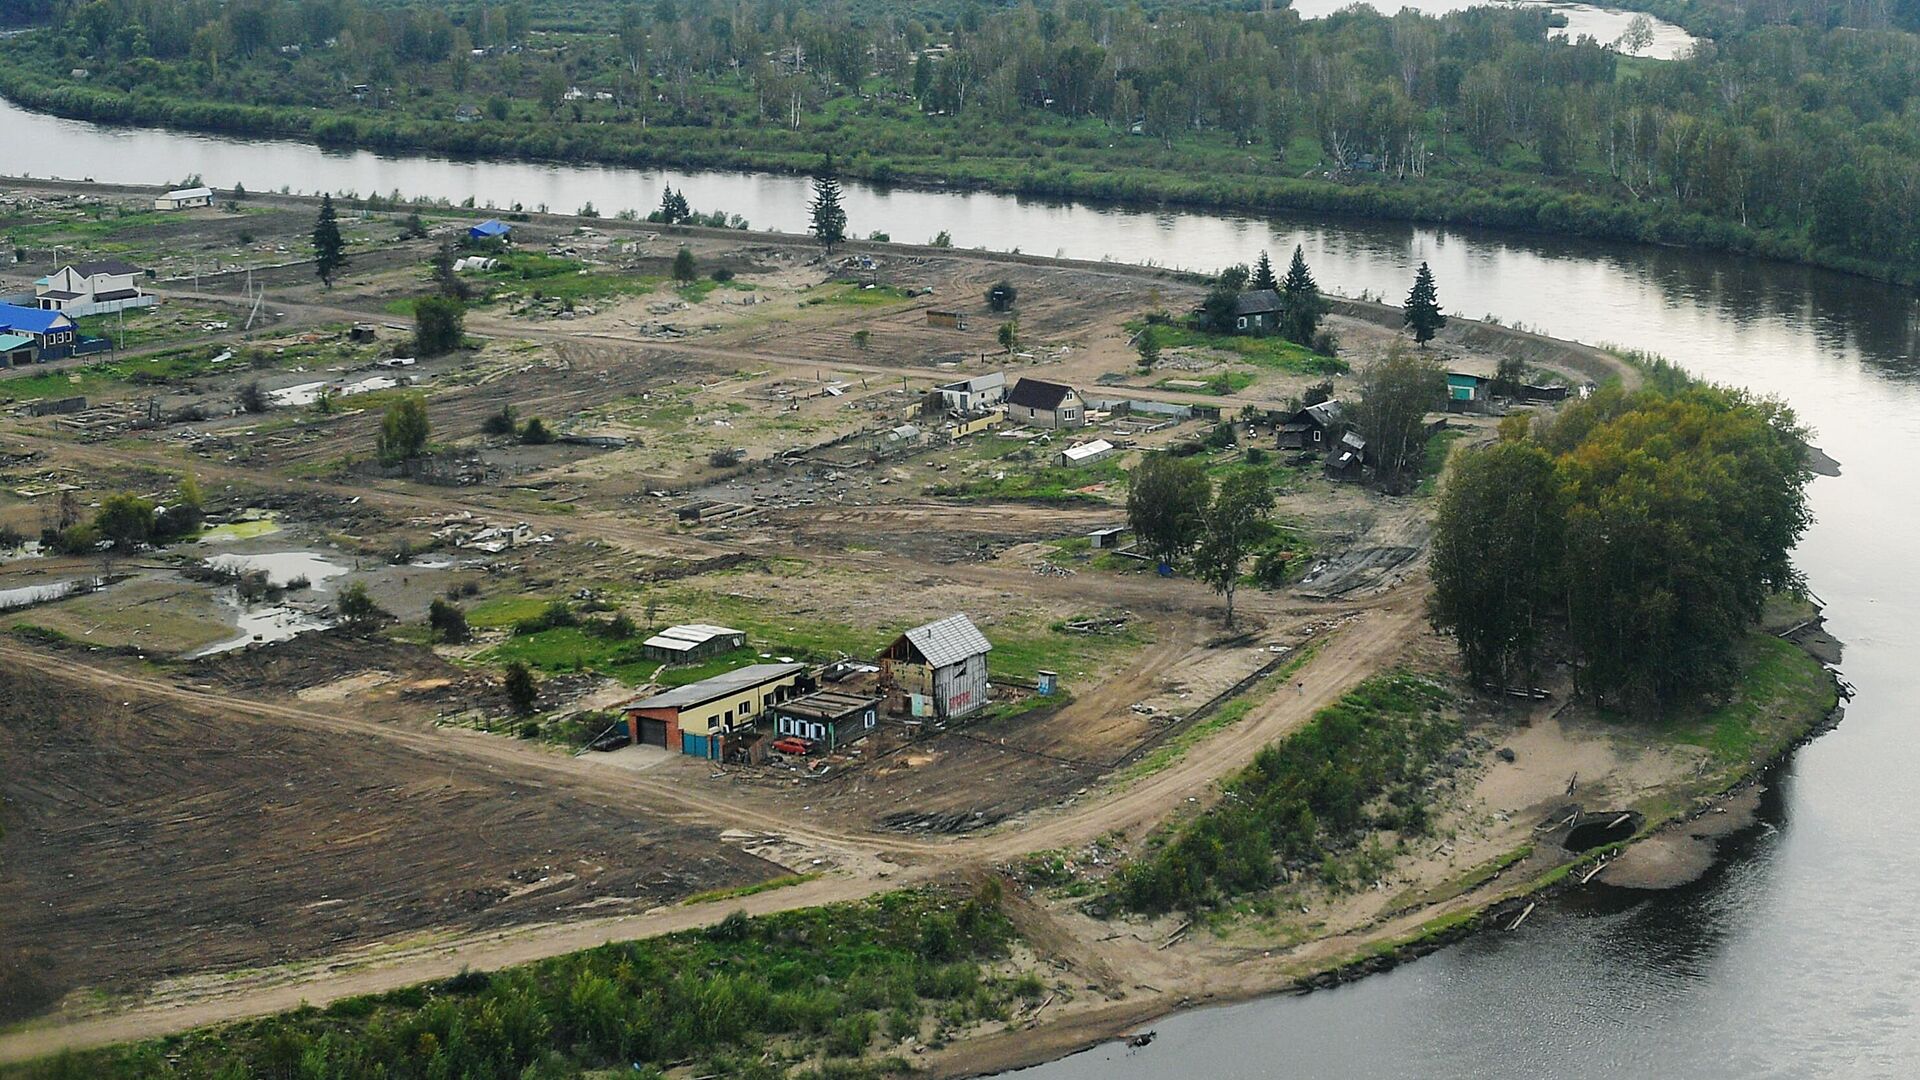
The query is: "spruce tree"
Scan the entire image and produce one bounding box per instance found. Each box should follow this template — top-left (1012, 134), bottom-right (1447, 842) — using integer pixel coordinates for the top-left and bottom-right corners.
top-left (1403, 261), bottom-right (1447, 347)
top-left (312, 193), bottom-right (346, 289)
top-left (1251, 250), bottom-right (1278, 293)
top-left (1280, 245), bottom-right (1326, 346)
top-left (808, 154), bottom-right (848, 253)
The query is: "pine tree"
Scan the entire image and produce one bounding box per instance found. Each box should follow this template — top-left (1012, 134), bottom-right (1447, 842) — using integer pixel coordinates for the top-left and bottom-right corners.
top-left (1251, 250), bottom-right (1278, 293)
top-left (312, 193), bottom-right (346, 289)
top-left (809, 154), bottom-right (848, 253)
top-left (1403, 261), bottom-right (1447, 347)
top-left (1279, 245), bottom-right (1326, 346)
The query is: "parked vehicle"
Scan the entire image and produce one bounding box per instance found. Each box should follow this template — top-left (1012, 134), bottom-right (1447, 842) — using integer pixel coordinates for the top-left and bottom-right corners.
top-left (770, 736), bottom-right (813, 755)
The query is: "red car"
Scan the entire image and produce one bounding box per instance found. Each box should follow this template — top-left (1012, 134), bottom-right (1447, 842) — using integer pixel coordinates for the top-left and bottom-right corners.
top-left (770, 736), bottom-right (813, 756)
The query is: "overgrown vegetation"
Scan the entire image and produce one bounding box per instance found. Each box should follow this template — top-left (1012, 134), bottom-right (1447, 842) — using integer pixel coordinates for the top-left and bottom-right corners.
top-left (1112, 672), bottom-right (1461, 915)
top-left (5, 886), bottom-right (1033, 1080)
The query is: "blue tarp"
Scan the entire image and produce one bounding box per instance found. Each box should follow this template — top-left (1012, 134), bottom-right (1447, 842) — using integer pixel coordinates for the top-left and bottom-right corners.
top-left (467, 219), bottom-right (511, 240)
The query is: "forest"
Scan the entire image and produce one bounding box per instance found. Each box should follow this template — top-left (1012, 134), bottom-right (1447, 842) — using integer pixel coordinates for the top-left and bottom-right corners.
top-left (2, 1), bottom-right (1920, 279)
top-left (1428, 367), bottom-right (1813, 709)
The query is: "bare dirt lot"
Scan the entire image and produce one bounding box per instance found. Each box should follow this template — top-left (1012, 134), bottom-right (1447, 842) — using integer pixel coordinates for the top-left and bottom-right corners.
top-left (0, 661), bottom-right (779, 1024)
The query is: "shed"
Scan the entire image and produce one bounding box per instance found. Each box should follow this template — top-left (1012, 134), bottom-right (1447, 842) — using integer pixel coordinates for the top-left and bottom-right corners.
top-left (468, 219), bottom-right (512, 241)
top-left (1447, 372), bottom-right (1489, 410)
top-left (1326, 430), bottom-right (1368, 481)
top-left (927, 309), bottom-right (966, 330)
top-left (641, 623), bottom-right (747, 662)
top-left (879, 613), bottom-right (992, 720)
top-left (153, 186), bottom-right (214, 211)
top-left (1088, 525), bottom-right (1130, 549)
top-left (1059, 438), bottom-right (1116, 467)
top-left (772, 690), bottom-right (883, 752)
top-left (622, 662), bottom-right (807, 759)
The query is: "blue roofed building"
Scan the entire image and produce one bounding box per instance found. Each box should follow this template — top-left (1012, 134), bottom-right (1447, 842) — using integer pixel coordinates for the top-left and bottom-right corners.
top-left (0, 304), bottom-right (78, 359)
top-left (467, 219), bottom-right (512, 241)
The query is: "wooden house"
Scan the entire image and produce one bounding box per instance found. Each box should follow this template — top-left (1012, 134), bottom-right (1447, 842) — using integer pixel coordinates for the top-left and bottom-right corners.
top-left (879, 614), bottom-right (992, 720)
top-left (772, 690), bottom-right (883, 751)
top-left (1276, 399), bottom-right (1345, 452)
top-left (1231, 289), bottom-right (1284, 333)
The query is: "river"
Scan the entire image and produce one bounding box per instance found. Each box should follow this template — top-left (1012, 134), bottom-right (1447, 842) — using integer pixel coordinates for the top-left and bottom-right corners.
top-left (1286, 1), bottom-right (1698, 61)
top-left (7, 97), bottom-right (1917, 1076)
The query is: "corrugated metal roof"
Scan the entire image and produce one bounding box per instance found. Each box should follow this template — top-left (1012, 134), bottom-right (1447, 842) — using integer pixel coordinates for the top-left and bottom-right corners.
top-left (900, 614), bottom-right (991, 668)
top-left (0, 305), bottom-right (74, 334)
top-left (1061, 439), bottom-right (1114, 462)
top-left (655, 623), bottom-right (743, 644)
top-left (623, 662), bottom-right (805, 711)
top-left (0, 334), bottom-right (34, 351)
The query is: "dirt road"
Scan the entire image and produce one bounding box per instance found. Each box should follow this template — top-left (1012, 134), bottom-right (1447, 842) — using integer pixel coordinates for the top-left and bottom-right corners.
top-left (0, 577), bottom-right (1424, 1064)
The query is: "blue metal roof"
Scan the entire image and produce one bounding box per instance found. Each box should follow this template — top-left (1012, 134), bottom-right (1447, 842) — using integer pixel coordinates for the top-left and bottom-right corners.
top-left (0, 305), bottom-right (73, 334)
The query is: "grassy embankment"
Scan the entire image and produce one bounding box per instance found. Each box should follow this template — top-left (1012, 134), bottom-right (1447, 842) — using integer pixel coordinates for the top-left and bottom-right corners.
top-left (0, 886), bottom-right (1040, 1080)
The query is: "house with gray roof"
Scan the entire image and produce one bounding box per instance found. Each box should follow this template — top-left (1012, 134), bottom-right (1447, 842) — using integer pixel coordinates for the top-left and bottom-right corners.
top-left (879, 613), bottom-right (992, 719)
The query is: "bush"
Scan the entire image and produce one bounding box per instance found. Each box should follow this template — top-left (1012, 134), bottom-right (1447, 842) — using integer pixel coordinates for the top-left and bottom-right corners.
top-left (709, 267), bottom-right (735, 282)
top-left (482, 404), bottom-right (517, 436)
top-left (503, 660), bottom-right (539, 714)
top-left (413, 296), bottom-right (465, 357)
top-left (520, 417), bottom-right (553, 444)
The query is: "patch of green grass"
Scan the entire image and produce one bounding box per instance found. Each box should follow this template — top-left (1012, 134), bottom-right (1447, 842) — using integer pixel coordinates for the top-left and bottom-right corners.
top-left (682, 872), bottom-right (823, 906)
top-left (1156, 370), bottom-right (1257, 395)
top-left (926, 457), bottom-right (1127, 504)
top-left (802, 283), bottom-right (918, 307)
top-left (1415, 430), bottom-right (1464, 496)
top-left (1648, 631), bottom-right (1837, 772)
top-left (1118, 638), bottom-right (1325, 783)
top-left (1133, 321), bottom-right (1347, 375)
top-left (465, 595), bottom-right (558, 629)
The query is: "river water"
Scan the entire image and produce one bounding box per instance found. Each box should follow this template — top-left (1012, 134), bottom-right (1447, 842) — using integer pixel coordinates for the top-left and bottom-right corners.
top-left (1286, 0), bottom-right (1698, 61)
top-left (6, 97), bottom-right (1916, 1075)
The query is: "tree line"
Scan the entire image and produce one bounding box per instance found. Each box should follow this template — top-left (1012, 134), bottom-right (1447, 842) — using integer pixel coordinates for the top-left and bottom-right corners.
top-left (1428, 376), bottom-right (1812, 708)
top-left (13, 2), bottom-right (1920, 279)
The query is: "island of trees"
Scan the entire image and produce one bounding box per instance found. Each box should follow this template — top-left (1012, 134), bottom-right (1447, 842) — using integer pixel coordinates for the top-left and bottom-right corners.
top-left (4, 1), bottom-right (1920, 280)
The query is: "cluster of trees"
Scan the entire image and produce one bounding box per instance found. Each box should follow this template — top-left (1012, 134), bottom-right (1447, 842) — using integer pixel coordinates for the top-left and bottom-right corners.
top-left (1429, 378), bottom-right (1812, 707)
top-left (39, 475), bottom-right (204, 555)
top-left (16, 3), bottom-right (1920, 278)
top-left (1198, 245), bottom-right (1332, 353)
top-left (1126, 453), bottom-right (1277, 625)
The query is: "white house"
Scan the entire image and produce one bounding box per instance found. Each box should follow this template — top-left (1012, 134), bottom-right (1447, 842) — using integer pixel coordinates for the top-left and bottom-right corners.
top-left (153, 186), bottom-right (214, 211)
top-left (935, 371), bottom-right (1007, 413)
top-left (35, 260), bottom-right (155, 317)
top-left (1005, 377), bottom-right (1086, 430)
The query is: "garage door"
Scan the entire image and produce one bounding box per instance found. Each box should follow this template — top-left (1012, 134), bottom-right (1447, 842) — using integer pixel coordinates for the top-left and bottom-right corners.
top-left (638, 717), bottom-right (668, 748)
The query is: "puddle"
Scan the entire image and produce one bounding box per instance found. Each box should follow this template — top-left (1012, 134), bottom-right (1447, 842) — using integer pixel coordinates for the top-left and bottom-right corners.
top-left (205, 551), bottom-right (350, 590)
top-left (0, 577), bottom-right (99, 612)
top-left (406, 555), bottom-right (457, 569)
top-left (188, 553), bottom-right (351, 656)
top-left (188, 599), bottom-right (334, 658)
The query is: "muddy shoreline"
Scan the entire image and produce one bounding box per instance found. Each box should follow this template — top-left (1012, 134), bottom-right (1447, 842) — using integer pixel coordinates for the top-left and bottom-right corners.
top-left (933, 636), bottom-right (1848, 1080)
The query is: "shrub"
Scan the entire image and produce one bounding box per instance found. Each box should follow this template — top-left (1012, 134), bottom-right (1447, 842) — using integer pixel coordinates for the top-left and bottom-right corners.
top-left (709, 267), bottom-right (734, 282)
